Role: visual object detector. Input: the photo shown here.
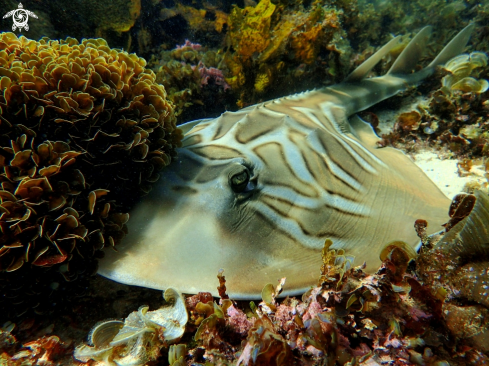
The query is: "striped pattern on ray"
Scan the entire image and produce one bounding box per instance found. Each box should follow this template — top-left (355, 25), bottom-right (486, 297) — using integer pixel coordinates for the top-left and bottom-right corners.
top-left (97, 24), bottom-right (475, 299)
top-left (181, 101), bottom-right (378, 246)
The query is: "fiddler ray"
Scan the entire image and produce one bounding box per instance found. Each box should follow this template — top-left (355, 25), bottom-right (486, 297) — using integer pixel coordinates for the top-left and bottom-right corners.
top-left (98, 24), bottom-right (475, 299)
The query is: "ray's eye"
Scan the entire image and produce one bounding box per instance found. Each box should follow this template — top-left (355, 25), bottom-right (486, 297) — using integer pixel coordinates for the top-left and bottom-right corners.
top-left (229, 166), bottom-right (251, 193)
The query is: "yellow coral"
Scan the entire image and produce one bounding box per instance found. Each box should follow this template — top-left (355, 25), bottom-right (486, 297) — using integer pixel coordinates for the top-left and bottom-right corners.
top-left (290, 6), bottom-right (340, 64)
top-left (258, 17), bottom-right (296, 63)
top-left (227, 0), bottom-right (276, 62)
top-left (224, 54), bottom-right (246, 91)
top-left (160, 4), bottom-right (227, 35)
top-left (93, 0), bottom-right (141, 35)
top-left (224, 0), bottom-right (343, 105)
top-left (215, 10), bottom-right (228, 33)
top-left (178, 5), bottom-right (207, 31)
top-left (254, 72), bottom-right (270, 93)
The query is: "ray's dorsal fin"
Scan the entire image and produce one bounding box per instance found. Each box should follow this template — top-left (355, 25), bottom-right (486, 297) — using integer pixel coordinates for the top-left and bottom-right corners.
top-left (428, 23), bottom-right (476, 68)
top-left (345, 23), bottom-right (475, 85)
top-left (178, 118), bottom-right (214, 135)
top-left (344, 36), bottom-right (402, 82)
top-left (349, 115), bottom-right (381, 147)
top-left (387, 23), bottom-right (475, 80)
top-left (387, 26), bottom-right (433, 75)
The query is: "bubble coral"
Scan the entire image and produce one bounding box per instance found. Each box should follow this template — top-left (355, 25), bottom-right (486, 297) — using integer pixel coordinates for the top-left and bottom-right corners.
top-left (0, 32), bottom-right (180, 316)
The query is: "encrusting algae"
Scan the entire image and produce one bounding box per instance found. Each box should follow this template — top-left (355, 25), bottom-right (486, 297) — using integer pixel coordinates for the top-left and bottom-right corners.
top-left (224, 0), bottom-right (344, 107)
top-left (0, 32), bottom-right (181, 317)
top-left (148, 40), bottom-right (231, 123)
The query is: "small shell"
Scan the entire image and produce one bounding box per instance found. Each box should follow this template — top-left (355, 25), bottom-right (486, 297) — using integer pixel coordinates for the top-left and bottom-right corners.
top-left (74, 288), bottom-right (188, 366)
top-left (74, 344), bottom-right (113, 363)
top-left (89, 319), bottom-right (124, 348)
top-left (379, 240), bottom-right (417, 262)
top-left (444, 54), bottom-right (470, 73)
top-left (469, 51), bottom-right (488, 68)
top-left (143, 288), bottom-right (188, 342)
top-left (451, 77), bottom-right (489, 94)
top-left (436, 190), bottom-right (489, 259)
top-left (109, 325), bottom-right (152, 347)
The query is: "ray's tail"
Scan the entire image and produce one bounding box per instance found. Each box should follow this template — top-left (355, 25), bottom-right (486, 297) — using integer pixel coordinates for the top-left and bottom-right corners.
top-left (328, 23), bottom-right (476, 115)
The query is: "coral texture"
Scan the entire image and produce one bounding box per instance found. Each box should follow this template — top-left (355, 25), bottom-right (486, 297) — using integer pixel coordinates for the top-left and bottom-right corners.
top-left (149, 40), bottom-right (231, 122)
top-left (224, 0), bottom-right (344, 107)
top-left (0, 32), bottom-right (179, 317)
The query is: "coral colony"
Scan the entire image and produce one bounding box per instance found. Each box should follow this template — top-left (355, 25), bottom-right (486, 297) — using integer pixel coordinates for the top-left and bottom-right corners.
top-left (196, 63), bottom-right (230, 91)
top-left (0, 32), bottom-right (180, 317)
top-left (176, 39), bottom-right (202, 51)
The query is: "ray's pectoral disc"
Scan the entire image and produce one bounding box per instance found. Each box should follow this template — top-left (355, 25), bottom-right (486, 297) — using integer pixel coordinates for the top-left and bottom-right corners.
top-left (98, 24), bottom-right (476, 299)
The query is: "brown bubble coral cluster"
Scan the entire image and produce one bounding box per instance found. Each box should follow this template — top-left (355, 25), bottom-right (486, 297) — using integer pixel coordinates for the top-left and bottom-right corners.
top-left (0, 32), bottom-right (180, 316)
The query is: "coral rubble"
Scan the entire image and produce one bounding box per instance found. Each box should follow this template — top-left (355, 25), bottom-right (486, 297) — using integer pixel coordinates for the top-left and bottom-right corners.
top-left (0, 32), bottom-right (180, 318)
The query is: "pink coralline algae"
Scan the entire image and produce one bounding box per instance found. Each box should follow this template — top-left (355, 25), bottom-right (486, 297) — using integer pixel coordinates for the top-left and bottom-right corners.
top-left (176, 39), bottom-right (202, 51)
top-left (195, 62), bottom-right (231, 91)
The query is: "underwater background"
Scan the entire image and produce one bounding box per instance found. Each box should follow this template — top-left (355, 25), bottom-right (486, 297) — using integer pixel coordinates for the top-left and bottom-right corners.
top-left (0, 0), bottom-right (489, 365)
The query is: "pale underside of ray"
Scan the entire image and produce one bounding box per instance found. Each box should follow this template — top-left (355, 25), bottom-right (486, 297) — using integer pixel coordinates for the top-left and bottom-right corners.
top-left (98, 24), bottom-right (474, 299)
